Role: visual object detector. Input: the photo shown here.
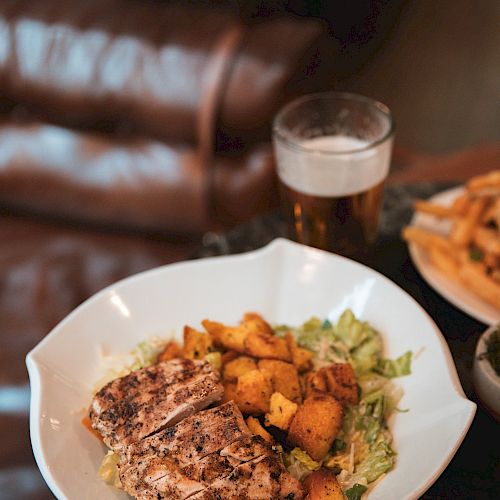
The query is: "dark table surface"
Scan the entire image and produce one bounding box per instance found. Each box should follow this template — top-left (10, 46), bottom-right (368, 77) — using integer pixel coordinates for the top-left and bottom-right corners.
top-left (3, 182), bottom-right (499, 499)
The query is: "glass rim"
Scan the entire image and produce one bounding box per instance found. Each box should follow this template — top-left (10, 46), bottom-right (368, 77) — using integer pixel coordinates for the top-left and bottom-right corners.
top-left (273, 91), bottom-right (395, 156)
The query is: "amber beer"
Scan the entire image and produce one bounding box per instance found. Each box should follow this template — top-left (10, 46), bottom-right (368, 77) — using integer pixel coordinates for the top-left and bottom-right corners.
top-left (275, 134), bottom-right (392, 257)
top-left (273, 93), bottom-right (394, 256)
top-left (279, 178), bottom-right (385, 257)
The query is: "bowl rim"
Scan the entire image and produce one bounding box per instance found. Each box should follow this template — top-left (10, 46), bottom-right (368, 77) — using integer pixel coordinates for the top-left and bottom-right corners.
top-left (26, 238), bottom-right (477, 500)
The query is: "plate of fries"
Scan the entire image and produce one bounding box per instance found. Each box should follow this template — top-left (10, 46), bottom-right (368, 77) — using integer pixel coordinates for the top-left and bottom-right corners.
top-left (403, 170), bottom-right (500, 325)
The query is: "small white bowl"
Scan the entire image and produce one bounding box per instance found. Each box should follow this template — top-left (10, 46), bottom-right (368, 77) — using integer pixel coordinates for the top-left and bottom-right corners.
top-left (473, 325), bottom-right (500, 419)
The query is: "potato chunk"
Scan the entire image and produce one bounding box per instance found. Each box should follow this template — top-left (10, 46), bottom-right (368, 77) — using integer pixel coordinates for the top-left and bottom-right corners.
top-left (303, 469), bottom-right (344, 499)
top-left (224, 356), bottom-right (258, 381)
top-left (303, 370), bottom-right (328, 397)
top-left (235, 369), bottom-right (273, 414)
top-left (321, 363), bottom-right (359, 406)
top-left (222, 380), bottom-right (238, 404)
top-left (242, 312), bottom-right (274, 335)
top-left (288, 393), bottom-right (343, 461)
top-left (258, 359), bottom-right (302, 403)
top-left (246, 416), bottom-right (274, 444)
top-left (265, 392), bottom-right (298, 430)
top-left (183, 326), bottom-right (213, 360)
top-left (221, 350), bottom-right (239, 365)
top-left (285, 332), bottom-right (314, 372)
top-left (244, 331), bottom-right (291, 362)
top-left (202, 319), bottom-right (249, 352)
top-left (157, 341), bottom-right (181, 362)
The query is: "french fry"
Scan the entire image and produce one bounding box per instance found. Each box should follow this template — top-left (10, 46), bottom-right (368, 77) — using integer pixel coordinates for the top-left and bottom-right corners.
top-left (484, 252), bottom-right (500, 270)
top-left (459, 262), bottom-right (500, 309)
top-left (473, 227), bottom-right (500, 255)
top-left (428, 245), bottom-right (459, 277)
top-left (404, 169), bottom-right (499, 311)
top-left (401, 226), bottom-right (451, 252)
top-left (449, 197), bottom-right (487, 247)
top-left (414, 199), bottom-right (454, 218)
top-left (451, 193), bottom-right (471, 216)
top-left (481, 200), bottom-right (500, 226)
top-left (466, 170), bottom-right (500, 192)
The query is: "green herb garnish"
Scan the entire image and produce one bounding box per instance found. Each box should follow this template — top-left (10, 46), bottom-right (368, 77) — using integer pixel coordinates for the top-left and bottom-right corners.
top-left (479, 327), bottom-right (500, 376)
top-left (469, 248), bottom-right (484, 262)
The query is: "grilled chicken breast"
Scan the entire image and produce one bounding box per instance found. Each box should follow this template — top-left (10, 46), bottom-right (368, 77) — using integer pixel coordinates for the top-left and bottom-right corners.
top-left (90, 359), bottom-right (223, 452)
top-left (122, 401), bottom-right (250, 466)
top-left (189, 455), bottom-right (303, 500)
top-left (91, 359), bottom-right (304, 499)
top-left (120, 403), bottom-right (303, 500)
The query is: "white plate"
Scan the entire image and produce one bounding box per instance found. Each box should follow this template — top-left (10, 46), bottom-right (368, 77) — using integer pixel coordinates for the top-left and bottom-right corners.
top-left (408, 186), bottom-right (500, 325)
top-left (27, 238), bottom-right (475, 500)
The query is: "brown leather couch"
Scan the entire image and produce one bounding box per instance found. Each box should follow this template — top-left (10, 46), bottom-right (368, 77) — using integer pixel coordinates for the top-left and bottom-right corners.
top-left (0, 0), bottom-right (332, 382)
top-left (0, 0), bottom-right (333, 234)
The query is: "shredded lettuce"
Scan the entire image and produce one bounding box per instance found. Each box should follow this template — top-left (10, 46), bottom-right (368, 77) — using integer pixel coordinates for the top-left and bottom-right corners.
top-left (284, 448), bottom-right (319, 481)
top-left (336, 310), bottom-right (376, 351)
top-left (290, 448), bottom-right (321, 471)
top-left (352, 439), bottom-right (395, 483)
top-left (288, 309), bottom-right (412, 491)
top-left (376, 351), bottom-right (412, 378)
top-left (98, 451), bottom-right (122, 488)
top-left (94, 337), bottom-right (167, 392)
top-left (204, 351), bottom-right (222, 370)
top-left (345, 483), bottom-right (368, 500)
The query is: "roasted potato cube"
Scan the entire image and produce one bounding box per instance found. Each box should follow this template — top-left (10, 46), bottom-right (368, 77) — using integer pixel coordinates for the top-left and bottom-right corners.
top-left (303, 370), bottom-right (328, 397)
top-left (246, 416), bottom-right (274, 443)
top-left (157, 340), bottom-right (181, 362)
top-left (235, 369), bottom-right (273, 414)
top-left (224, 356), bottom-right (258, 381)
top-left (288, 393), bottom-right (343, 461)
top-left (242, 312), bottom-right (274, 335)
top-left (245, 331), bottom-right (291, 362)
top-left (265, 392), bottom-right (298, 430)
top-left (303, 469), bottom-right (344, 499)
top-left (285, 332), bottom-right (314, 372)
top-left (183, 326), bottom-right (213, 360)
top-left (321, 363), bottom-right (359, 406)
top-left (222, 380), bottom-right (238, 404)
top-left (221, 350), bottom-right (239, 365)
top-left (202, 319), bottom-right (262, 353)
top-left (258, 359), bottom-right (302, 403)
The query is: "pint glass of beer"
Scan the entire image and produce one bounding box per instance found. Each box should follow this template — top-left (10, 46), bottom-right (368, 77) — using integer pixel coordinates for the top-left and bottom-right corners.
top-left (273, 92), bottom-right (394, 258)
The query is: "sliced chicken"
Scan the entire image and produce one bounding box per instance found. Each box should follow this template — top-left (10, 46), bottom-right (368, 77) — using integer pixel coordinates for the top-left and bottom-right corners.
top-left (122, 401), bottom-right (250, 466)
top-left (91, 359), bottom-right (304, 499)
top-left (89, 359), bottom-right (223, 452)
top-left (119, 402), bottom-right (251, 499)
top-left (189, 455), bottom-right (304, 500)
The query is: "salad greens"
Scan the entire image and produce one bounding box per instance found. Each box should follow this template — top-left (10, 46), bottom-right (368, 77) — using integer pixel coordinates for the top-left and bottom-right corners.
top-left (282, 309), bottom-right (412, 494)
top-left (99, 450), bottom-right (122, 488)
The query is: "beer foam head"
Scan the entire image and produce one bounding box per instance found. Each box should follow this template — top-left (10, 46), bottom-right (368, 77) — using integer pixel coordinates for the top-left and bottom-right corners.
top-left (274, 134), bottom-right (393, 197)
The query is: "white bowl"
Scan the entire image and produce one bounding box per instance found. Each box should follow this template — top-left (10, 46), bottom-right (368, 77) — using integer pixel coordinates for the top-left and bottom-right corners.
top-left (27, 238), bottom-right (476, 500)
top-left (473, 325), bottom-right (500, 419)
